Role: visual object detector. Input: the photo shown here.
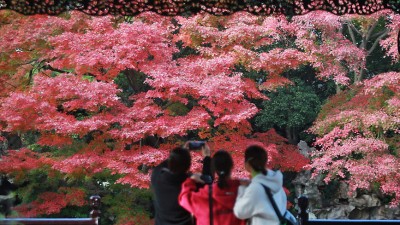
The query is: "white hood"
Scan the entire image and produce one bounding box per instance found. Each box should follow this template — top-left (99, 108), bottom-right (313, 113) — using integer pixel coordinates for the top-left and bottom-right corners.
top-left (252, 169), bottom-right (283, 194)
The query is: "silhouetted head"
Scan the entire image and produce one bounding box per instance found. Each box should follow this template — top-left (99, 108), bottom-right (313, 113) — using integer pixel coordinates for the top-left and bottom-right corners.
top-left (212, 150), bottom-right (233, 189)
top-left (245, 145), bottom-right (267, 175)
top-left (168, 147), bottom-right (191, 174)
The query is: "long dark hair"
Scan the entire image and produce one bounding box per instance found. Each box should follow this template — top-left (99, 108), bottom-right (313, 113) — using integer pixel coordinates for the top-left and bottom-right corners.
top-left (212, 150), bottom-right (233, 189)
top-left (245, 145), bottom-right (267, 175)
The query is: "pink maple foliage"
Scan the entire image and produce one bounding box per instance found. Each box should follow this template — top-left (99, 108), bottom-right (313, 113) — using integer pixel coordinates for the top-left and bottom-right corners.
top-left (4, 9), bottom-right (388, 218)
top-left (310, 72), bottom-right (400, 206)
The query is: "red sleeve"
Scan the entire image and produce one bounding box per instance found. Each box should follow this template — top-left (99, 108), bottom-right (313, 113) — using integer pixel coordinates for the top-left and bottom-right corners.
top-left (178, 178), bottom-right (199, 214)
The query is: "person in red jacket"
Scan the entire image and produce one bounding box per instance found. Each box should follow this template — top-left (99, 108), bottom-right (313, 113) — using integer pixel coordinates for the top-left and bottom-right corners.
top-left (179, 150), bottom-right (247, 225)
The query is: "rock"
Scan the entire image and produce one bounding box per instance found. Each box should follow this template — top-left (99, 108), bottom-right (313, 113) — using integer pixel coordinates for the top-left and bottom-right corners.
top-left (337, 182), bottom-right (349, 200)
top-left (348, 208), bottom-right (371, 219)
top-left (308, 212), bottom-right (317, 219)
top-left (350, 194), bottom-right (381, 208)
top-left (370, 205), bottom-right (400, 220)
top-left (0, 193), bottom-right (14, 215)
top-left (292, 141), bottom-right (400, 220)
top-left (315, 205), bottom-right (355, 219)
top-left (292, 170), bottom-right (324, 210)
top-left (0, 195), bottom-right (13, 204)
top-left (297, 140), bottom-right (311, 158)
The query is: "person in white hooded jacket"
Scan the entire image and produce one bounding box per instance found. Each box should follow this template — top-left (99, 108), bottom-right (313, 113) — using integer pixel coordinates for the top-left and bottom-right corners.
top-left (233, 145), bottom-right (287, 225)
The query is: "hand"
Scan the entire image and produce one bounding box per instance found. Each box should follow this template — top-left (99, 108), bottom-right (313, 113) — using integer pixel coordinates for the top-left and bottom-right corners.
top-left (190, 173), bottom-right (205, 184)
top-left (183, 141), bottom-right (190, 149)
top-left (201, 142), bottom-right (211, 157)
top-left (239, 179), bottom-right (251, 186)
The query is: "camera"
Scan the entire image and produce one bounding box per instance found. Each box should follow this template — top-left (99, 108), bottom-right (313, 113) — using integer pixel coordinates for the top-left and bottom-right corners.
top-left (200, 174), bottom-right (213, 184)
top-left (187, 141), bottom-right (205, 150)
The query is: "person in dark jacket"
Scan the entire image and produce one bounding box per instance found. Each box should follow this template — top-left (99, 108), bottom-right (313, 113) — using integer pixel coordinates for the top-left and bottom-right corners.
top-left (151, 144), bottom-right (211, 225)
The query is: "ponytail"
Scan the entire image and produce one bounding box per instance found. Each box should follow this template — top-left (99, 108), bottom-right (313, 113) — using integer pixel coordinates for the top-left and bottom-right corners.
top-left (212, 150), bottom-right (233, 189)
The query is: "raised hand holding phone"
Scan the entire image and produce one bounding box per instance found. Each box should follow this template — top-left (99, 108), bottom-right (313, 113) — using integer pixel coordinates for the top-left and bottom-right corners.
top-left (201, 142), bottom-right (211, 157)
top-left (187, 141), bottom-right (205, 150)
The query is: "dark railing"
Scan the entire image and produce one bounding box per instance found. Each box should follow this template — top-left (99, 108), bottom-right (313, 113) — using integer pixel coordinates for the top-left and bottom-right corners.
top-left (0, 195), bottom-right (101, 225)
top-left (298, 196), bottom-right (400, 225)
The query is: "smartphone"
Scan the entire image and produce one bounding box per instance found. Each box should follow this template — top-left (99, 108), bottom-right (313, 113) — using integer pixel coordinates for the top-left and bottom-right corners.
top-left (188, 141), bottom-right (205, 150)
top-left (200, 174), bottom-right (213, 184)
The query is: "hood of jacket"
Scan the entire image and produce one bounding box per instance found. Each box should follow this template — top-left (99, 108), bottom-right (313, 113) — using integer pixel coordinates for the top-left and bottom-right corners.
top-left (252, 169), bottom-right (283, 194)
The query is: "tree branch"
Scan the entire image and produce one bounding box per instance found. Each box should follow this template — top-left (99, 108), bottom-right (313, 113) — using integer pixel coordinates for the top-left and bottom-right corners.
top-left (367, 29), bottom-right (389, 55)
top-left (352, 23), bottom-right (362, 36)
top-left (12, 59), bottom-right (38, 67)
top-left (346, 22), bottom-right (357, 45)
top-left (27, 68), bottom-right (34, 85)
top-left (3, 81), bottom-right (17, 89)
top-left (41, 64), bottom-right (69, 74)
top-left (365, 20), bottom-right (378, 42)
top-left (370, 29), bottom-right (388, 40)
top-left (124, 69), bottom-right (137, 92)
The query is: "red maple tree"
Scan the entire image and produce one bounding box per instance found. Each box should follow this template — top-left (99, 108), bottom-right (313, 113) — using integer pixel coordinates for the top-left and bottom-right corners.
top-left (0, 11), bottom-right (310, 222)
top-left (2, 9), bottom-right (398, 222)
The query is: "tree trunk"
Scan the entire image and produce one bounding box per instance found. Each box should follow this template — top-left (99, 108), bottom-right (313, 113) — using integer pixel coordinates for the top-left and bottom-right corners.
top-left (335, 83), bottom-right (341, 94)
top-left (354, 63), bottom-right (364, 84)
top-left (346, 19), bottom-right (388, 85)
top-left (285, 127), bottom-right (299, 144)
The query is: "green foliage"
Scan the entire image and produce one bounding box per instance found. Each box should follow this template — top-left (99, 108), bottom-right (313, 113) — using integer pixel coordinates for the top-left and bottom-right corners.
top-left (166, 102), bottom-right (190, 116)
top-left (71, 109), bottom-right (91, 121)
top-left (114, 70), bottom-right (150, 106)
top-left (298, 131), bottom-right (317, 144)
top-left (20, 131), bottom-right (40, 146)
top-left (380, 193), bottom-right (395, 205)
top-left (113, 72), bottom-right (135, 106)
top-left (27, 133), bottom-right (90, 157)
top-left (234, 64), bottom-right (267, 82)
top-left (28, 143), bottom-right (54, 153)
top-left (366, 43), bottom-right (397, 77)
top-left (8, 168), bottom-right (154, 224)
top-left (102, 186), bottom-right (153, 225)
top-left (255, 80), bottom-right (321, 131)
top-left (284, 65), bottom-right (336, 101)
top-left (50, 141), bottom-right (88, 157)
top-left (386, 131), bottom-right (399, 157)
top-left (52, 205), bottom-right (90, 218)
top-left (15, 167), bottom-right (62, 203)
top-left (172, 40), bottom-right (199, 60)
top-left (319, 180), bottom-right (340, 206)
top-left (345, 88), bottom-right (358, 101)
top-left (89, 171), bottom-right (153, 225)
